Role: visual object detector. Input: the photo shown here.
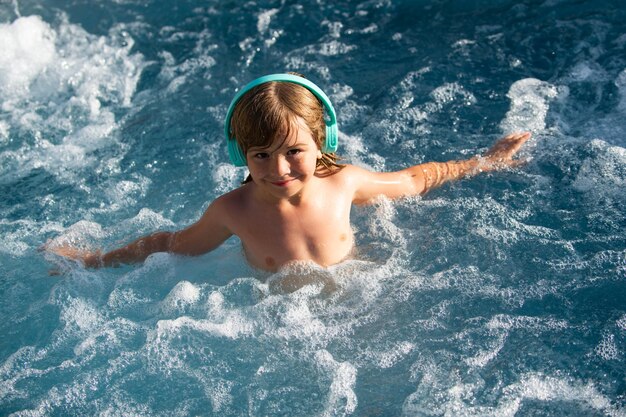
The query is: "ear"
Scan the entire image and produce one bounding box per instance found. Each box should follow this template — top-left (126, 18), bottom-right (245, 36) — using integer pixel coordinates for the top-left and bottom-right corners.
top-left (316, 149), bottom-right (323, 159)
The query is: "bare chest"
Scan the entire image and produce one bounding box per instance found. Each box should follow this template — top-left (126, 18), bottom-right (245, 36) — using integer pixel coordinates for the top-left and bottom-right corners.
top-left (230, 199), bottom-right (354, 271)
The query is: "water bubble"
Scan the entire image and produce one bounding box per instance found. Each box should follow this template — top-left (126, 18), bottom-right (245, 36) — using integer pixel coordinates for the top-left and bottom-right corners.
top-left (500, 78), bottom-right (559, 133)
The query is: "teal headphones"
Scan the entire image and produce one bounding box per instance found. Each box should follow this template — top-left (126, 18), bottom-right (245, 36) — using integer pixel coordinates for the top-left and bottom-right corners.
top-left (224, 73), bottom-right (339, 167)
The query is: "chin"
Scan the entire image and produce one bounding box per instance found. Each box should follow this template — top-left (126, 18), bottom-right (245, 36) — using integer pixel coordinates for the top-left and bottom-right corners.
top-left (272, 186), bottom-right (303, 198)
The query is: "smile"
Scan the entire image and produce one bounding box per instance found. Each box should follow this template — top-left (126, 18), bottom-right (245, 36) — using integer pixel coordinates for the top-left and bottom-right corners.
top-left (270, 179), bottom-right (295, 187)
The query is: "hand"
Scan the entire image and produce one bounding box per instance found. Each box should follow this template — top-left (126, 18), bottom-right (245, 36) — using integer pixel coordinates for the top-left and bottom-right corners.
top-left (480, 132), bottom-right (531, 170)
top-left (44, 243), bottom-right (103, 268)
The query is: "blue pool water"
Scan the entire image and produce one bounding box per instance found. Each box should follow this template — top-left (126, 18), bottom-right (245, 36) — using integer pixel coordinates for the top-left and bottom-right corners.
top-left (1, 0), bottom-right (625, 415)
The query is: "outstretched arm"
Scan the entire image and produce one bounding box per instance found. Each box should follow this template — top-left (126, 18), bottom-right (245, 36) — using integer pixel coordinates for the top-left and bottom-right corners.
top-left (352, 132), bottom-right (531, 204)
top-left (47, 198), bottom-right (233, 268)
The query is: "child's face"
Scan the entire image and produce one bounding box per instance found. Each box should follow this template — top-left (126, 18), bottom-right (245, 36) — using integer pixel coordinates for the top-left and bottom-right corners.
top-left (246, 117), bottom-right (322, 200)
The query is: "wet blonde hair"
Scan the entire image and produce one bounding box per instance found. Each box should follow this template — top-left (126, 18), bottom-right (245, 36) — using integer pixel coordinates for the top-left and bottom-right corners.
top-left (229, 74), bottom-right (343, 183)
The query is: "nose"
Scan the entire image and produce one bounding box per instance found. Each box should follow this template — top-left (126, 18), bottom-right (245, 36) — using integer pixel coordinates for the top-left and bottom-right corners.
top-left (271, 155), bottom-right (290, 177)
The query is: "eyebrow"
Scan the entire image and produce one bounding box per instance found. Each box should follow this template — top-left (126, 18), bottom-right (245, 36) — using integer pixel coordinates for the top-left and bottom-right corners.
top-left (248, 142), bottom-right (309, 152)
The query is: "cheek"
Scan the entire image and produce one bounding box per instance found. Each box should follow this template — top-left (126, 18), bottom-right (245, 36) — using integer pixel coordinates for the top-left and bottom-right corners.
top-left (245, 161), bottom-right (263, 177)
top-left (296, 154), bottom-right (318, 172)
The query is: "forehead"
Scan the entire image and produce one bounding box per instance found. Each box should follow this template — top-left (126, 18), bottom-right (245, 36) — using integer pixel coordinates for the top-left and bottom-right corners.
top-left (248, 116), bottom-right (315, 151)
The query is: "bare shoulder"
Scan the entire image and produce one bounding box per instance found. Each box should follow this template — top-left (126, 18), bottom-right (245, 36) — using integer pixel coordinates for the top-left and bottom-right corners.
top-left (334, 163), bottom-right (418, 204)
top-left (333, 164), bottom-right (384, 191)
top-left (208, 184), bottom-right (250, 217)
top-left (335, 164), bottom-right (369, 175)
top-left (168, 187), bottom-right (243, 254)
top-left (314, 164), bottom-right (378, 204)
top-left (322, 164), bottom-right (371, 186)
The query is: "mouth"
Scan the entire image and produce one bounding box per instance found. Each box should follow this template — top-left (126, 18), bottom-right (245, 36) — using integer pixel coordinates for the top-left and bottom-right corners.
top-left (268, 177), bottom-right (297, 187)
top-left (270, 179), bottom-right (294, 187)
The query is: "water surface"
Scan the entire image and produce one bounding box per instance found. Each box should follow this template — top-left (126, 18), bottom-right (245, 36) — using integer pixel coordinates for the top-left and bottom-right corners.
top-left (1, 0), bottom-right (625, 415)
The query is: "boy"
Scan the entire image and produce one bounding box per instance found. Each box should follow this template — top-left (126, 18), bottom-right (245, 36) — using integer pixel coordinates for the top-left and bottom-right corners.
top-left (49, 73), bottom-right (531, 272)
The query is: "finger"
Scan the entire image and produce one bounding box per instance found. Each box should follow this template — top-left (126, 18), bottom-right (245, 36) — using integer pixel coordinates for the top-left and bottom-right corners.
top-left (504, 131), bottom-right (531, 142)
top-left (504, 132), bottom-right (531, 153)
top-left (511, 131), bottom-right (531, 144)
top-left (514, 131), bottom-right (531, 142)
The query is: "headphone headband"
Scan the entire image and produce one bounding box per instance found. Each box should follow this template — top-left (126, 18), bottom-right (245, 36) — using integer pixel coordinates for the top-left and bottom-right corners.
top-left (224, 73), bottom-right (339, 166)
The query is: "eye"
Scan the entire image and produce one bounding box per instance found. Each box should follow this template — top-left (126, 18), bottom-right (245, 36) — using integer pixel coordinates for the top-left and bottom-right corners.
top-left (286, 148), bottom-right (302, 156)
top-left (253, 152), bottom-right (270, 159)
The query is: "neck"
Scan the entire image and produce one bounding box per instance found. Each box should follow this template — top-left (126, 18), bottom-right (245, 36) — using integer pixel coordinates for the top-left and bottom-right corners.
top-left (249, 183), bottom-right (305, 207)
top-left (251, 176), bottom-right (324, 207)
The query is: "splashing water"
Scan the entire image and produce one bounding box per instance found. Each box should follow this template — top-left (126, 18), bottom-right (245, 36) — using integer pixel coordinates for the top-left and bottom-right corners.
top-left (1, 1), bottom-right (625, 416)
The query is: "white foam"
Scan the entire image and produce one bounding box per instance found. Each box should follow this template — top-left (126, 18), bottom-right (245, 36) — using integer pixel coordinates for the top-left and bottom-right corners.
top-left (403, 372), bottom-right (625, 417)
top-left (0, 16), bottom-right (56, 97)
top-left (572, 139), bottom-right (626, 195)
top-left (351, 23), bottom-right (378, 35)
top-left (486, 314), bottom-right (569, 332)
top-left (158, 32), bottom-right (217, 92)
top-left (0, 15), bottom-right (145, 185)
top-left (257, 8), bottom-right (279, 34)
top-left (0, 119), bottom-right (8, 142)
top-left (73, 317), bottom-right (139, 358)
top-left (500, 78), bottom-right (559, 133)
top-left (427, 82), bottom-right (477, 112)
top-left (366, 196), bottom-right (407, 249)
top-left (0, 347), bottom-right (35, 403)
top-left (275, 293), bottom-right (328, 341)
top-left (464, 333), bottom-right (507, 368)
top-left (46, 220), bottom-right (105, 252)
top-left (267, 260), bottom-right (337, 296)
top-left (161, 281), bottom-right (201, 314)
top-left (107, 287), bottom-right (151, 313)
top-left (307, 40), bottom-right (357, 56)
top-left (514, 374), bottom-right (624, 416)
top-left (233, 8), bottom-right (284, 66)
top-left (24, 140), bottom-right (95, 183)
top-left (462, 316), bottom-right (569, 368)
top-left (116, 208), bottom-right (176, 235)
top-left (398, 68), bottom-right (431, 93)
top-left (322, 20), bottom-right (343, 38)
top-left (328, 259), bottom-right (387, 305)
top-left (100, 399), bottom-right (151, 417)
top-left (315, 350), bottom-right (358, 416)
top-left (154, 313), bottom-right (253, 341)
top-left (203, 378), bottom-right (235, 414)
top-left (361, 341), bottom-right (415, 369)
top-left (280, 18), bottom-right (355, 58)
top-left (594, 333), bottom-right (620, 361)
top-left (338, 130), bottom-right (385, 171)
top-left (143, 311), bottom-right (253, 382)
top-left (103, 175), bottom-right (152, 212)
top-left (468, 196), bottom-right (561, 246)
top-left (60, 297), bottom-right (105, 334)
top-left (0, 218), bottom-right (64, 256)
top-left (1, 15), bottom-right (143, 110)
top-left (414, 262), bottom-right (536, 308)
top-left (452, 39), bottom-right (476, 58)
top-left (212, 163), bottom-right (246, 194)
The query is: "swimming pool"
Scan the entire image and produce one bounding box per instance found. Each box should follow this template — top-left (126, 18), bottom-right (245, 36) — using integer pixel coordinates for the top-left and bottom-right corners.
top-left (1, 0), bottom-right (625, 415)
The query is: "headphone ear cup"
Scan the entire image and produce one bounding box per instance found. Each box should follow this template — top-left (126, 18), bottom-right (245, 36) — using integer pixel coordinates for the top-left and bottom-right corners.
top-left (322, 122), bottom-right (338, 153)
top-left (227, 138), bottom-right (247, 167)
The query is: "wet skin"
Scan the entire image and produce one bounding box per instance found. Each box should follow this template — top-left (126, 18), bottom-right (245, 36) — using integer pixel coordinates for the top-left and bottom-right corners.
top-left (47, 128), bottom-right (531, 273)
